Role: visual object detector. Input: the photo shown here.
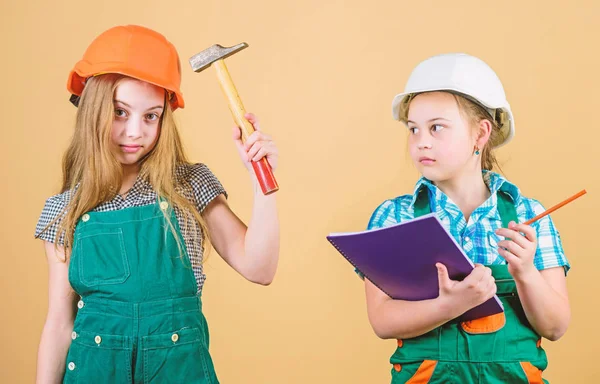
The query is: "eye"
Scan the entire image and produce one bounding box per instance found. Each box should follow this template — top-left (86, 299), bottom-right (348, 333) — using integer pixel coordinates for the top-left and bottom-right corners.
top-left (145, 113), bottom-right (160, 121)
top-left (114, 109), bottom-right (127, 118)
top-left (408, 126), bottom-right (419, 134)
top-left (431, 124), bottom-right (444, 133)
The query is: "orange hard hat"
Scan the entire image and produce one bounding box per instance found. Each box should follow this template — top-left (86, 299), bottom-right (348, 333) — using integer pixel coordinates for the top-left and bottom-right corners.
top-left (67, 25), bottom-right (185, 110)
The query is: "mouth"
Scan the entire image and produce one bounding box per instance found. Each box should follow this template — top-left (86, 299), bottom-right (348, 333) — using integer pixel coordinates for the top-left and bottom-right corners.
top-left (120, 144), bottom-right (142, 153)
top-left (418, 157), bottom-right (436, 164)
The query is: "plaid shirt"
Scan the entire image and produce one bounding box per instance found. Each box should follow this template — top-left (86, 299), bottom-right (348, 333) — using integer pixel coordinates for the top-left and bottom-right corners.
top-left (367, 172), bottom-right (569, 272)
top-left (35, 163), bottom-right (227, 292)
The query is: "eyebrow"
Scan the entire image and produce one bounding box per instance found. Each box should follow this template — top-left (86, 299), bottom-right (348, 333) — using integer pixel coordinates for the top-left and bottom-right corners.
top-left (114, 99), bottom-right (164, 111)
top-left (406, 117), bottom-right (451, 124)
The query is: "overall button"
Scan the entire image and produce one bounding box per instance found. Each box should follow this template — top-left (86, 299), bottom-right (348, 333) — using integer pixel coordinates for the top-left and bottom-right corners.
top-left (77, 300), bottom-right (84, 309)
top-left (68, 362), bottom-right (76, 371)
top-left (160, 201), bottom-right (169, 210)
top-left (81, 214), bottom-right (90, 222)
top-left (71, 331), bottom-right (77, 340)
top-left (94, 335), bottom-right (102, 345)
top-left (171, 333), bottom-right (179, 343)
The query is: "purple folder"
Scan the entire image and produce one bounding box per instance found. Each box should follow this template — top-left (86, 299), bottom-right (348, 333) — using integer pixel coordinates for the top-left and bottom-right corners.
top-left (327, 213), bottom-right (503, 322)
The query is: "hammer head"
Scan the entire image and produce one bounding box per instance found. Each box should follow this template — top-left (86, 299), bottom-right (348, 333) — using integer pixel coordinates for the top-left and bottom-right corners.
top-left (189, 43), bottom-right (248, 73)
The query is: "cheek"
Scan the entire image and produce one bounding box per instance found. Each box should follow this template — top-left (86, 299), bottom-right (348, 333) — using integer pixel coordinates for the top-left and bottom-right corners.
top-left (407, 136), bottom-right (419, 157)
top-left (146, 123), bottom-right (161, 145)
top-left (110, 121), bottom-right (123, 143)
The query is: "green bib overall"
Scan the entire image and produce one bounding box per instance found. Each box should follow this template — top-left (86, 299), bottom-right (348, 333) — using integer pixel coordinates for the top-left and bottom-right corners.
top-left (63, 201), bottom-right (219, 383)
top-left (390, 190), bottom-right (548, 383)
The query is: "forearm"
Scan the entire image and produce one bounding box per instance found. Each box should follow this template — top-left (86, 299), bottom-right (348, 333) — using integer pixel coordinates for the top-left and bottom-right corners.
top-left (369, 296), bottom-right (461, 340)
top-left (515, 269), bottom-right (570, 341)
top-left (36, 320), bottom-right (73, 384)
top-left (243, 177), bottom-right (280, 285)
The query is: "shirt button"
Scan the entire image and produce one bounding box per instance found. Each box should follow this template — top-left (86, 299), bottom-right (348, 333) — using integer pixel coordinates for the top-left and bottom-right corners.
top-left (171, 333), bottom-right (179, 343)
top-left (464, 236), bottom-right (471, 243)
top-left (81, 214), bottom-right (90, 222)
top-left (94, 335), bottom-right (102, 345)
top-left (68, 362), bottom-right (76, 371)
top-left (77, 300), bottom-right (84, 309)
top-left (160, 201), bottom-right (169, 210)
top-left (71, 331), bottom-right (77, 340)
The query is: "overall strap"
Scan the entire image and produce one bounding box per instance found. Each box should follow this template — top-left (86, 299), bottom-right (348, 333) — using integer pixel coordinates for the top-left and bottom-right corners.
top-left (413, 186), bottom-right (431, 218)
top-left (413, 185), bottom-right (518, 228)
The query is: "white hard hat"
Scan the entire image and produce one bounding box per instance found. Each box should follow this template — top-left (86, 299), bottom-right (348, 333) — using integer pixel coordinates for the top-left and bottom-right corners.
top-left (392, 53), bottom-right (515, 148)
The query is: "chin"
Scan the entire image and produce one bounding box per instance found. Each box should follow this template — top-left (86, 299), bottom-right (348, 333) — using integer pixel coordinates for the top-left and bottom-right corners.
top-left (416, 166), bottom-right (449, 183)
top-left (116, 155), bottom-right (144, 166)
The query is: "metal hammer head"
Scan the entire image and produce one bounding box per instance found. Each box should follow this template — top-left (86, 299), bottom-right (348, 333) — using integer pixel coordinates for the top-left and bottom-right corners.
top-left (189, 43), bottom-right (248, 73)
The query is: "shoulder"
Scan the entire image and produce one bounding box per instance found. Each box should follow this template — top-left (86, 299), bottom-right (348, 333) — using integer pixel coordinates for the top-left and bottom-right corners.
top-left (176, 162), bottom-right (217, 181)
top-left (176, 162), bottom-right (227, 212)
top-left (514, 193), bottom-right (547, 224)
top-left (34, 190), bottom-right (74, 243)
top-left (39, 190), bottom-right (73, 220)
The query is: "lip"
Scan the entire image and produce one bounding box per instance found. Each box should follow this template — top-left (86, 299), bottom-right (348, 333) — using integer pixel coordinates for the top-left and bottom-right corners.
top-left (120, 144), bottom-right (142, 153)
top-left (418, 156), bottom-right (435, 164)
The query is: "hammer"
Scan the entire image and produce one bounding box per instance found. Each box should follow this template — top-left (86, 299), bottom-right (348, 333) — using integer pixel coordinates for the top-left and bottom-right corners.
top-left (189, 43), bottom-right (279, 195)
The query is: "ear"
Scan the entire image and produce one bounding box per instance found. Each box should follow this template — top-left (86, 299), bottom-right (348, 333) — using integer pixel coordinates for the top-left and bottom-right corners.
top-left (475, 118), bottom-right (493, 149)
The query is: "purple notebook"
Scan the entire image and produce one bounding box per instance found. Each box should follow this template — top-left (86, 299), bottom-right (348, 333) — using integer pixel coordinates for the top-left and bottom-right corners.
top-left (327, 213), bottom-right (503, 322)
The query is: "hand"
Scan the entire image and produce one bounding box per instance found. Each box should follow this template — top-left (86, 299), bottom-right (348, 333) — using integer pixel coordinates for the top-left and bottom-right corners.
top-left (495, 221), bottom-right (538, 281)
top-left (232, 113), bottom-right (278, 172)
top-left (436, 263), bottom-right (497, 316)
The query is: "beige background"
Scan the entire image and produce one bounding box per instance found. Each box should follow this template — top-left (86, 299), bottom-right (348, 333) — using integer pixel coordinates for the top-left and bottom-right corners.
top-left (2, 0), bottom-right (599, 382)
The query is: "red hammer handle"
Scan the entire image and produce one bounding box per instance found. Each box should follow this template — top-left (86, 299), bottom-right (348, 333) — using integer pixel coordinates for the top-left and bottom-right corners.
top-left (213, 59), bottom-right (279, 195)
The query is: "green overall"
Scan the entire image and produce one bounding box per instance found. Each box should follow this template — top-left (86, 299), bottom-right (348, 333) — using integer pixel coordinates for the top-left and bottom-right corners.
top-left (63, 201), bottom-right (219, 383)
top-left (390, 189), bottom-right (548, 383)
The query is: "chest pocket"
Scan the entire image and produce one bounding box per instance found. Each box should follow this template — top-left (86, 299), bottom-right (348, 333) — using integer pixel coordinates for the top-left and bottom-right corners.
top-left (74, 227), bottom-right (131, 287)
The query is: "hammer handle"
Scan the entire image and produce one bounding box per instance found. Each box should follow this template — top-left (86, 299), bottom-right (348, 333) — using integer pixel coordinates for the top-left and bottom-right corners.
top-left (213, 59), bottom-right (279, 195)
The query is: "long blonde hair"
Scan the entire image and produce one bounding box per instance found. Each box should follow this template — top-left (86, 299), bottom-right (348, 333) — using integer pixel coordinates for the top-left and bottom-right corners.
top-left (41, 74), bottom-right (209, 261)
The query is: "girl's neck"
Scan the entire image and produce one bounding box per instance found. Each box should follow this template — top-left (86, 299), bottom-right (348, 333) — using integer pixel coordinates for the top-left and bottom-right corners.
top-left (434, 169), bottom-right (490, 222)
top-left (120, 163), bottom-right (140, 197)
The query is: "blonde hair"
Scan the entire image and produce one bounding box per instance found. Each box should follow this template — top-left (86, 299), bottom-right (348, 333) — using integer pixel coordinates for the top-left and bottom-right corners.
top-left (398, 91), bottom-right (503, 172)
top-left (39, 74), bottom-right (209, 262)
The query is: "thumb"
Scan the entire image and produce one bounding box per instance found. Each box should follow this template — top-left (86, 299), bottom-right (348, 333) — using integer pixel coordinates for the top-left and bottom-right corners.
top-left (436, 263), bottom-right (451, 290)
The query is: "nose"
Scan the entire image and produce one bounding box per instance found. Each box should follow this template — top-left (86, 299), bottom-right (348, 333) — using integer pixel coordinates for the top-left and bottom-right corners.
top-left (125, 117), bottom-right (143, 139)
top-left (415, 133), bottom-right (432, 150)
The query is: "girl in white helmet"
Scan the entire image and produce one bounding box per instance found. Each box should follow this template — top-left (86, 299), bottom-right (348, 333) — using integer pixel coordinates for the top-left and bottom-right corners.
top-left (363, 53), bottom-right (570, 383)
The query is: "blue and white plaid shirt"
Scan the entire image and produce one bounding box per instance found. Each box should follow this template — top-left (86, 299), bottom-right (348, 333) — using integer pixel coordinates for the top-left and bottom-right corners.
top-left (367, 172), bottom-right (569, 272)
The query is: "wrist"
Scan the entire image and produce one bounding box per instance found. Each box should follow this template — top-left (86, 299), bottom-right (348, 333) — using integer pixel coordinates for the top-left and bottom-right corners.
top-left (513, 265), bottom-right (540, 284)
top-left (436, 295), bottom-right (464, 321)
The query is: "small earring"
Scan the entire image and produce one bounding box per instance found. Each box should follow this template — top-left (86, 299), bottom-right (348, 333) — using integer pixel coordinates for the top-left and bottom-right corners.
top-left (474, 147), bottom-right (480, 155)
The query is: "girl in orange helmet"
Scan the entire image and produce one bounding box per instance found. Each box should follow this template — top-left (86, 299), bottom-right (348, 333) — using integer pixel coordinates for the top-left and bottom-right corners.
top-left (34, 25), bottom-right (280, 383)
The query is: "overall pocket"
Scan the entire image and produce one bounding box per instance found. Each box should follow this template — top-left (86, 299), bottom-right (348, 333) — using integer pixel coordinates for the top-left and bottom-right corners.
top-left (63, 330), bottom-right (132, 384)
top-left (391, 360), bottom-right (438, 384)
top-left (75, 227), bottom-right (130, 287)
top-left (142, 327), bottom-right (217, 384)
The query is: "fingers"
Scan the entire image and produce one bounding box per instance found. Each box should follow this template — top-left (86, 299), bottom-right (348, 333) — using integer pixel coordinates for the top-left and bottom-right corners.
top-left (495, 222), bottom-right (536, 249)
top-left (497, 239), bottom-right (524, 257)
top-left (497, 246), bottom-right (520, 264)
top-left (436, 263), bottom-right (451, 291)
top-left (465, 264), bottom-right (491, 284)
top-left (461, 265), bottom-right (494, 293)
top-left (244, 112), bottom-right (260, 130)
top-left (509, 222), bottom-right (537, 243)
top-left (246, 138), bottom-right (276, 160)
top-left (244, 130), bottom-right (271, 148)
